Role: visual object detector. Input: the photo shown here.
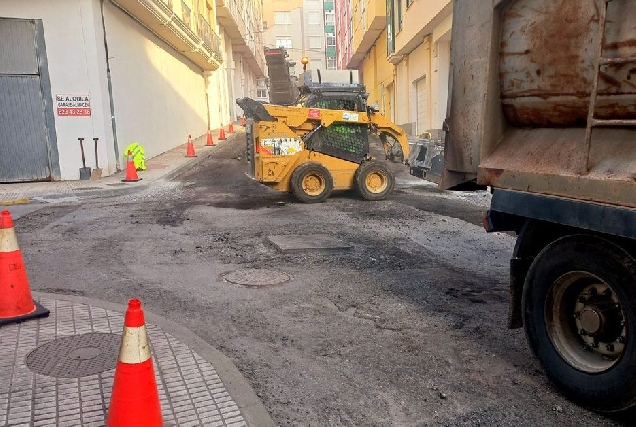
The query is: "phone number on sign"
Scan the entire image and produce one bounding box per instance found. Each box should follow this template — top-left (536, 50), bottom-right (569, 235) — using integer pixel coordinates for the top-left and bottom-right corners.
top-left (57, 108), bottom-right (91, 116)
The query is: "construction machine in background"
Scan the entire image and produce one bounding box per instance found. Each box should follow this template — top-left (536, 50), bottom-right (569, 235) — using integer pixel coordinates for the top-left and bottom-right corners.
top-left (442, 0), bottom-right (636, 412)
top-left (237, 69), bottom-right (409, 203)
top-left (263, 47), bottom-right (298, 106)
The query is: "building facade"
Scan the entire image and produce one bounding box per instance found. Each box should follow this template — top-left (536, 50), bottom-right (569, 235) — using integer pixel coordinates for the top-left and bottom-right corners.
top-left (0, 0), bottom-right (264, 182)
top-left (335, 0), bottom-right (353, 70)
top-left (343, 0), bottom-right (452, 137)
top-left (263, 0), bottom-right (335, 85)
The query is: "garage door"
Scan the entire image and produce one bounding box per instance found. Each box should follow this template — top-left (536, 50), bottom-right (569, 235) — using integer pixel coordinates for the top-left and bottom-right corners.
top-left (0, 18), bottom-right (58, 182)
top-left (415, 77), bottom-right (427, 136)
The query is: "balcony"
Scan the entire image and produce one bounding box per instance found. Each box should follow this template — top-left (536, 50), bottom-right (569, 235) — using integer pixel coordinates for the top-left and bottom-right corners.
top-left (110, 0), bottom-right (222, 71)
top-left (348, 0), bottom-right (386, 69)
top-left (216, 0), bottom-right (265, 76)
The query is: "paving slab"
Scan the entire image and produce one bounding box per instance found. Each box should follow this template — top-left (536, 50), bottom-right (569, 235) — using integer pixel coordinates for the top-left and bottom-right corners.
top-left (266, 234), bottom-right (352, 253)
top-left (0, 293), bottom-right (273, 427)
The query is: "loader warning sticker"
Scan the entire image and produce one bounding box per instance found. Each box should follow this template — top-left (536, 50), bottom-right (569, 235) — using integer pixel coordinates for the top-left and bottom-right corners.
top-left (260, 138), bottom-right (302, 156)
top-left (56, 94), bottom-right (91, 116)
top-left (342, 112), bottom-right (359, 121)
top-left (308, 109), bottom-right (321, 119)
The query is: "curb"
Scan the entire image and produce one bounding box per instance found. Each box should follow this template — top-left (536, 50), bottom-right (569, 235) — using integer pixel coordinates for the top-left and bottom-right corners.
top-left (33, 291), bottom-right (276, 427)
top-left (0, 198), bottom-right (30, 206)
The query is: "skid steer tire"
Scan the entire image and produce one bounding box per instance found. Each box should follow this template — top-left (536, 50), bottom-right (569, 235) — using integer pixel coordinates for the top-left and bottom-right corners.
top-left (290, 162), bottom-right (334, 203)
top-left (355, 161), bottom-right (395, 201)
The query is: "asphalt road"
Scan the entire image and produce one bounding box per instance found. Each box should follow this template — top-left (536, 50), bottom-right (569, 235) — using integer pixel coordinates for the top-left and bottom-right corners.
top-left (16, 136), bottom-right (627, 426)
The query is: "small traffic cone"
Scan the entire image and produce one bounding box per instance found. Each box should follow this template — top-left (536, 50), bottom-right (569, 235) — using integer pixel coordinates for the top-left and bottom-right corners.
top-left (185, 134), bottom-right (197, 157)
top-left (121, 151), bottom-right (142, 182)
top-left (106, 299), bottom-right (163, 427)
top-left (0, 210), bottom-right (49, 326)
top-left (206, 128), bottom-right (214, 146)
top-left (219, 126), bottom-right (226, 140)
top-left (228, 122), bottom-right (234, 134)
top-left (241, 116), bottom-right (246, 127)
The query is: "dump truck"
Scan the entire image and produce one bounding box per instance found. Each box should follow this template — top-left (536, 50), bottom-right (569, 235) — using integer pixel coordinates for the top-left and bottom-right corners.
top-left (443, 0), bottom-right (636, 412)
top-left (237, 70), bottom-right (409, 203)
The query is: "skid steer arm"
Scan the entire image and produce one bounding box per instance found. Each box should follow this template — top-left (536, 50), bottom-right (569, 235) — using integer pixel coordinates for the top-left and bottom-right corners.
top-left (369, 112), bottom-right (410, 163)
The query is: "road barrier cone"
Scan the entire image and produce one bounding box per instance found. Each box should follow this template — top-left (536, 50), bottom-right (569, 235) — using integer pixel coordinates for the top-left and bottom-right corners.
top-left (107, 299), bottom-right (163, 427)
top-left (241, 116), bottom-right (246, 127)
top-left (185, 134), bottom-right (197, 157)
top-left (228, 122), bottom-right (234, 134)
top-left (0, 210), bottom-right (49, 326)
top-left (121, 151), bottom-right (142, 182)
top-left (206, 128), bottom-right (215, 146)
top-left (219, 126), bottom-right (226, 140)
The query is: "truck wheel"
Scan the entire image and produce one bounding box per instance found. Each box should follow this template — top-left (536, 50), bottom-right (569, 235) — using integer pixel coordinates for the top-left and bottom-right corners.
top-left (523, 235), bottom-right (636, 412)
top-left (354, 161), bottom-right (395, 201)
top-left (290, 162), bottom-right (333, 203)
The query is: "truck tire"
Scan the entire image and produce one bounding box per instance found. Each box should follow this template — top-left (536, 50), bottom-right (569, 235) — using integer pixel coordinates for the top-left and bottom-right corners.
top-left (354, 161), bottom-right (395, 201)
top-left (522, 235), bottom-right (636, 412)
top-left (290, 162), bottom-right (333, 203)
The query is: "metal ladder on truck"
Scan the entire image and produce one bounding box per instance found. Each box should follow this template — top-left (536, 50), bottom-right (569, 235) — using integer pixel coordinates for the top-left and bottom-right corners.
top-left (584, 0), bottom-right (636, 172)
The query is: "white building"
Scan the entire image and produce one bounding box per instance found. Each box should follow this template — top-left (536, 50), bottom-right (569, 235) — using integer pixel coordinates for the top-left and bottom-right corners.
top-left (0, 0), bottom-right (264, 182)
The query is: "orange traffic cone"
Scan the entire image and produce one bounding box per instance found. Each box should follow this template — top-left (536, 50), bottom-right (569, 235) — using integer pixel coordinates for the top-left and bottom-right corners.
top-left (241, 116), bottom-right (246, 127)
top-left (219, 126), bottom-right (226, 140)
top-left (228, 122), bottom-right (234, 134)
top-left (0, 210), bottom-right (49, 326)
top-left (185, 134), bottom-right (197, 157)
top-left (206, 128), bottom-right (214, 146)
top-left (121, 151), bottom-right (142, 182)
top-left (106, 299), bottom-right (163, 427)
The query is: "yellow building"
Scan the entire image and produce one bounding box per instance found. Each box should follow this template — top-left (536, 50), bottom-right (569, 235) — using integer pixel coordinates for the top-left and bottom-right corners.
top-left (347, 0), bottom-right (452, 137)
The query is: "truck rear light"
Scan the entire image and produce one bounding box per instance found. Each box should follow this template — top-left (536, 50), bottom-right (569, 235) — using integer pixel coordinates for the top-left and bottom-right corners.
top-left (483, 212), bottom-right (493, 232)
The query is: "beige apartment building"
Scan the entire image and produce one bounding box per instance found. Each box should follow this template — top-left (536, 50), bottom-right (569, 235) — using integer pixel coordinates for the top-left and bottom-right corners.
top-left (345, 0), bottom-right (452, 138)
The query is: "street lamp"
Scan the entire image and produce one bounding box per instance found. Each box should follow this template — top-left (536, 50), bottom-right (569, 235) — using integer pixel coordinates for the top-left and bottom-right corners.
top-left (301, 56), bottom-right (309, 71)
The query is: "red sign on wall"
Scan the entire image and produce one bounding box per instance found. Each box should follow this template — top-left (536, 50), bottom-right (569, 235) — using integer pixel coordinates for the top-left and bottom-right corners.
top-left (57, 107), bottom-right (91, 116)
top-left (56, 94), bottom-right (91, 117)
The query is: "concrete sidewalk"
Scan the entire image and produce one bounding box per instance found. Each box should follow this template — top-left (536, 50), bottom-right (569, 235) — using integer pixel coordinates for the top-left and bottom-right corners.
top-left (0, 129), bottom-right (242, 205)
top-left (0, 293), bottom-right (274, 427)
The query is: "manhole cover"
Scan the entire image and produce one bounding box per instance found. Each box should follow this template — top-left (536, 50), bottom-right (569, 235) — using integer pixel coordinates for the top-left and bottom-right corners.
top-left (25, 333), bottom-right (120, 378)
top-left (223, 268), bottom-right (291, 287)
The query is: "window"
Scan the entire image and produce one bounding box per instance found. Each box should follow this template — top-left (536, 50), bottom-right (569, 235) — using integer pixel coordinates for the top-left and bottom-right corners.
top-left (327, 58), bottom-right (337, 70)
top-left (274, 11), bottom-right (291, 24)
top-left (275, 37), bottom-right (292, 49)
top-left (308, 11), bottom-right (321, 25)
top-left (181, 1), bottom-right (192, 27)
top-left (325, 12), bottom-right (335, 26)
top-left (257, 89), bottom-right (268, 98)
top-left (326, 35), bottom-right (336, 47)
top-left (397, 0), bottom-right (403, 31)
top-left (309, 36), bottom-right (322, 49)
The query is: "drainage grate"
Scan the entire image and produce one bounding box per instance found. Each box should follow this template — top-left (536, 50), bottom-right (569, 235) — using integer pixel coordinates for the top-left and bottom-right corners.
top-left (223, 268), bottom-right (291, 287)
top-left (25, 333), bottom-right (120, 378)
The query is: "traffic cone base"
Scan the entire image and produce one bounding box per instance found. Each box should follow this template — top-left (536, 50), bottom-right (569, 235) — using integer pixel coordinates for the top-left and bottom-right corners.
top-left (107, 299), bottom-right (163, 426)
top-left (0, 210), bottom-right (49, 325)
top-left (185, 134), bottom-right (197, 157)
top-left (206, 130), bottom-right (214, 146)
top-left (122, 150), bottom-right (142, 182)
top-left (186, 143), bottom-right (197, 157)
